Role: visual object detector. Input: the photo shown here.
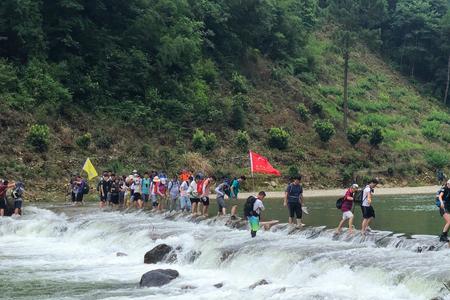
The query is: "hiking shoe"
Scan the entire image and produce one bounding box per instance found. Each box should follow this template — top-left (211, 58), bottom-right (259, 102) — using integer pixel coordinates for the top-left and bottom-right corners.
top-left (440, 235), bottom-right (449, 242)
top-left (231, 215), bottom-right (237, 220)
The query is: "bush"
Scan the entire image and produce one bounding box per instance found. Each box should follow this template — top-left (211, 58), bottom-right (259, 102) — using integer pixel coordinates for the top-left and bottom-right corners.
top-left (421, 120), bottom-right (441, 139)
top-left (297, 103), bottom-right (310, 121)
top-left (204, 132), bottom-right (217, 151)
top-left (313, 120), bottom-right (335, 143)
top-left (268, 127), bottom-right (290, 150)
top-left (192, 129), bottom-right (207, 150)
top-left (369, 127), bottom-right (384, 147)
top-left (236, 130), bottom-right (250, 151)
top-left (288, 165), bottom-right (300, 178)
top-left (347, 124), bottom-right (368, 146)
top-left (230, 101), bottom-right (245, 130)
top-left (95, 134), bottom-right (113, 149)
top-left (76, 133), bottom-right (92, 149)
top-left (27, 124), bottom-right (50, 152)
top-left (425, 150), bottom-right (450, 169)
top-left (141, 144), bottom-right (152, 157)
top-left (310, 101), bottom-right (324, 115)
top-left (230, 72), bottom-right (249, 94)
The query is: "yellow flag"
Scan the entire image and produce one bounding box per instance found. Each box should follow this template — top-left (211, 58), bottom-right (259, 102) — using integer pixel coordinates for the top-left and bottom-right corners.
top-left (82, 158), bottom-right (98, 180)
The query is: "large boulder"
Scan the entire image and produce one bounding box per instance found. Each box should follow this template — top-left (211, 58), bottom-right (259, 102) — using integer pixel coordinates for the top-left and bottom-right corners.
top-left (144, 244), bottom-right (173, 264)
top-left (139, 269), bottom-right (179, 287)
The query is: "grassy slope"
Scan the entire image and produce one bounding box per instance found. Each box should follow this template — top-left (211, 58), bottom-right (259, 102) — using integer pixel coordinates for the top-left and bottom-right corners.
top-left (1, 31), bottom-right (449, 196)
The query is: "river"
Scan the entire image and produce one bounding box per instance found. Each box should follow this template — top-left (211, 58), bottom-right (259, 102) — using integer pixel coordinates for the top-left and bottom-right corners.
top-left (0, 194), bottom-right (449, 300)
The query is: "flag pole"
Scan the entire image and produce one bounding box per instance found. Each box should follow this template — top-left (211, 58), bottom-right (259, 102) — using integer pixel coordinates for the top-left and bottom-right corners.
top-left (249, 151), bottom-right (255, 192)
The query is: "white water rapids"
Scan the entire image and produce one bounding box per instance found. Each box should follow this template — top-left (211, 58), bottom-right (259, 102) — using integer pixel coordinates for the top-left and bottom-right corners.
top-left (0, 205), bottom-right (450, 300)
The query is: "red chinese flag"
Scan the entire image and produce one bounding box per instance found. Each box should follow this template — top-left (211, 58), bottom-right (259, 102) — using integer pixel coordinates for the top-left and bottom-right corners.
top-left (249, 151), bottom-right (281, 176)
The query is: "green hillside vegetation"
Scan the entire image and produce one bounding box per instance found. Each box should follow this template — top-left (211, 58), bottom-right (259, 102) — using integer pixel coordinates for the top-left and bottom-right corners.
top-left (1, 0), bottom-right (450, 194)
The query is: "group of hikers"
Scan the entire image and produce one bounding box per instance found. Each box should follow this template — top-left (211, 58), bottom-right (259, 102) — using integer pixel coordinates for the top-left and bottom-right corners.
top-left (4, 169), bottom-right (450, 244)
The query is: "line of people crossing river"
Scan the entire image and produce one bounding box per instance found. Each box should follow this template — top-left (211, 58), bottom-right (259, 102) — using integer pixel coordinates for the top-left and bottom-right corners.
top-left (1, 170), bottom-right (450, 244)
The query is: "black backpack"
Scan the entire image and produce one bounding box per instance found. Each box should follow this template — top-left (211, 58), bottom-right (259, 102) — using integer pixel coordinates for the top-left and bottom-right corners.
top-left (354, 190), bottom-right (364, 206)
top-left (243, 196), bottom-right (257, 217)
top-left (336, 197), bottom-right (344, 209)
top-left (83, 181), bottom-right (90, 194)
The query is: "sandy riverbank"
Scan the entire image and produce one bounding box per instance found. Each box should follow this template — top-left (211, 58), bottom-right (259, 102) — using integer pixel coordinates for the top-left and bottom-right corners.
top-left (224, 185), bottom-right (440, 200)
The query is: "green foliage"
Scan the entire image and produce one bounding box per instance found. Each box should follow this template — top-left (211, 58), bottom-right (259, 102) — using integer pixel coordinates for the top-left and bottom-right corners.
top-left (229, 101), bottom-right (245, 130)
top-left (192, 129), bottom-right (217, 151)
top-left (141, 144), bottom-right (152, 157)
top-left (268, 127), bottom-right (290, 150)
top-left (27, 124), bottom-right (50, 152)
top-left (236, 130), bottom-right (250, 151)
top-left (230, 72), bottom-right (249, 94)
top-left (297, 103), bottom-right (310, 121)
top-left (369, 127), bottom-right (384, 147)
top-left (75, 133), bottom-right (92, 149)
top-left (94, 134), bottom-right (113, 150)
top-left (310, 101), bottom-right (324, 115)
top-left (347, 124), bottom-right (368, 146)
top-left (313, 120), bottom-right (335, 143)
top-left (421, 120), bottom-right (441, 139)
top-left (425, 150), bottom-right (450, 169)
top-left (288, 165), bottom-right (300, 178)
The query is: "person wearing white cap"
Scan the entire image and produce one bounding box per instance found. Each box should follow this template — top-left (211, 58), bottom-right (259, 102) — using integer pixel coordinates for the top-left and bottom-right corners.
top-left (335, 183), bottom-right (359, 235)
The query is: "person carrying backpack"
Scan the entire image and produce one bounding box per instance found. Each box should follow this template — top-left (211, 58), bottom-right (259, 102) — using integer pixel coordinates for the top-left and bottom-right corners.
top-left (283, 176), bottom-right (305, 227)
top-left (437, 179), bottom-right (450, 242)
top-left (361, 178), bottom-right (379, 235)
top-left (335, 184), bottom-right (359, 234)
top-left (188, 175), bottom-right (201, 216)
top-left (244, 191), bottom-right (266, 238)
top-left (215, 181), bottom-right (230, 216)
top-left (168, 176), bottom-right (181, 211)
top-left (12, 181), bottom-right (25, 216)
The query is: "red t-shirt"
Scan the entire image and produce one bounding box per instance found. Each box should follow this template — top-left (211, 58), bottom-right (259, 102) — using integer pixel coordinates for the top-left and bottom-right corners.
top-left (341, 189), bottom-right (354, 212)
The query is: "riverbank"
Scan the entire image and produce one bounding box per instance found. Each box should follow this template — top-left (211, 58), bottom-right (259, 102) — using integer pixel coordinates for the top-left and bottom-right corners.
top-left (235, 185), bottom-right (439, 199)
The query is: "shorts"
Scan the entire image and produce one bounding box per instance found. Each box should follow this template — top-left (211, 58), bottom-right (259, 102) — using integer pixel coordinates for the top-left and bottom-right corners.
top-left (287, 202), bottom-right (302, 219)
top-left (133, 193), bottom-right (142, 201)
top-left (440, 205), bottom-right (450, 217)
top-left (248, 215), bottom-right (260, 232)
top-left (71, 192), bottom-right (76, 202)
top-left (361, 206), bottom-right (375, 219)
top-left (142, 194), bottom-right (150, 203)
top-left (100, 194), bottom-right (107, 202)
top-left (342, 211), bottom-right (353, 220)
top-left (107, 192), bottom-right (111, 202)
top-left (119, 192), bottom-right (125, 203)
top-left (111, 193), bottom-right (119, 204)
top-left (14, 200), bottom-right (22, 209)
top-left (201, 196), bottom-right (210, 206)
top-left (75, 192), bottom-right (84, 202)
top-left (190, 197), bottom-right (200, 204)
top-left (217, 197), bottom-right (226, 210)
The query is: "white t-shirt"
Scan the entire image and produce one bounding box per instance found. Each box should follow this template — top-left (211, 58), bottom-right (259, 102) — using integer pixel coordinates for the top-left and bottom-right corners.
top-left (253, 199), bottom-right (265, 215)
top-left (188, 181), bottom-right (198, 197)
top-left (180, 181), bottom-right (189, 197)
top-left (362, 185), bottom-right (372, 207)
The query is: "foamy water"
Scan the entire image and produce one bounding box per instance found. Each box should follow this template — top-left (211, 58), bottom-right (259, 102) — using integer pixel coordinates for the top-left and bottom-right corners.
top-left (0, 206), bottom-right (449, 300)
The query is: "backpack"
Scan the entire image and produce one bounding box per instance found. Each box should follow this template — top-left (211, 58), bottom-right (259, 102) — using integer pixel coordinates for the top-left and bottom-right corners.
top-left (354, 190), bottom-right (364, 206)
top-left (436, 187), bottom-right (445, 207)
top-left (336, 197), bottom-right (344, 209)
top-left (197, 179), bottom-right (204, 194)
top-left (243, 196), bottom-right (257, 217)
top-left (12, 185), bottom-right (24, 199)
top-left (83, 181), bottom-right (89, 194)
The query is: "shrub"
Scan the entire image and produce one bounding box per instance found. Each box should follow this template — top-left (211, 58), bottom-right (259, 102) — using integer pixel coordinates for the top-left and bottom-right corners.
top-left (288, 165), bottom-right (300, 178)
top-left (27, 124), bottom-right (50, 152)
top-left (421, 120), bottom-right (441, 139)
top-left (95, 135), bottom-right (113, 149)
top-left (425, 150), bottom-right (450, 169)
top-left (268, 127), bottom-right (290, 150)
top-left (192, 129), bottom-right (207, 150)
top-left (76, 133), bottom-right (92, 149)
top-left (347, 124), bottom-right (368, 146)
top-left (310, 101), bottom-right (324, 115)
top-left (313, 120), bottom-right (335, 143)
top-left (230, 72), bottom-right (249, 94)
top-left (230, 101), bottom-right (245, 130)
top-left (141, 144), bottom-right (152, 157)
top-left (369, 127), bottom-right (384, 147)
top-left (204, 132), bottom-right (217, 151)
top-left (297, 103), bottom-right (310, 121)
top-left (236, 130), bottom-right (250, 151)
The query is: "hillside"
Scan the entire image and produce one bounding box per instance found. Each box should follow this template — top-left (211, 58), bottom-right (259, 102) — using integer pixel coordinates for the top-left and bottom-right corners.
top-left (1, 0), bottom-right (450, 196)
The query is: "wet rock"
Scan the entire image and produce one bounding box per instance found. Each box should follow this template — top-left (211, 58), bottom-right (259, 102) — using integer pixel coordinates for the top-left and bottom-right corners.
top-left (144, 244), bottom-right (173, 264)
top-left (187, 250), bottom-right (201, 263)
top-left (139, 269), bottom-right (179, 287)
top-left (220, 249), bottom-right (237, 262)
top-left (278, 287), bottom-right (286, 293)
top-left (214, 283), bottom-right (224, 288)
top-left (249, 279), bottom-right (269, 289)
top-left (116, 252), bottom-right (128, 257)
top-left (181, 285), bottom-right (197, 290)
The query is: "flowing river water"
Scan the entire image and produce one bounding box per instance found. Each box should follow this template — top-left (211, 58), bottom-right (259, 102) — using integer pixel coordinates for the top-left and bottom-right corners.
top-left (1, 194), bottom-right (450, 300)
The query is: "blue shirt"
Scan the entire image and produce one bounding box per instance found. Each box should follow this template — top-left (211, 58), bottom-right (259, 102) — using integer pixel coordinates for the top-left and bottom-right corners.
top-left (142, 178), bottom-right (151, 195)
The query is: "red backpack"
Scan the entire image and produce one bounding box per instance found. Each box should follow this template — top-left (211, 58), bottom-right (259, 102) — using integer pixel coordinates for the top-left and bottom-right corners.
top-left (197, 180), bottom-right (204, 194)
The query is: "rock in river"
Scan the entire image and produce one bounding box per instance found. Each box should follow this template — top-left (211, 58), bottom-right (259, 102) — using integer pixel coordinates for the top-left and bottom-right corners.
top-left (139, 269), bottom-right (179, 287)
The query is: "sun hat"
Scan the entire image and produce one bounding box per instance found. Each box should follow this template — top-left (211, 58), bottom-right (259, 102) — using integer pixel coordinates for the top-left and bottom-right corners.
top-left (153, 176), bottom-right (161, 183)
top-left (351, 184), bottom-right (359, 189)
